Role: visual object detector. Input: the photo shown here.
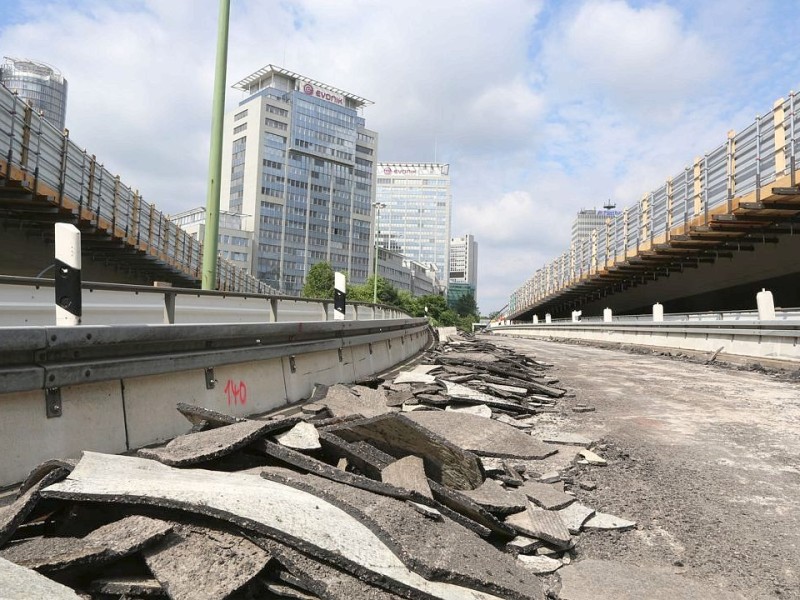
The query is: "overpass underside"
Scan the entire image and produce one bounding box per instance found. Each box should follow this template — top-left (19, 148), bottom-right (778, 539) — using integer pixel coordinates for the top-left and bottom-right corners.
top-left (0, 85), bottom-right (267, 292)
top-left (513, 173), bottom-right (800, 320)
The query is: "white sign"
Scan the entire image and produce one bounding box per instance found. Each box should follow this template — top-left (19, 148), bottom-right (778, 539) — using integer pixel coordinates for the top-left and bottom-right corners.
top-left (301, 81), bottom-right (344, 106)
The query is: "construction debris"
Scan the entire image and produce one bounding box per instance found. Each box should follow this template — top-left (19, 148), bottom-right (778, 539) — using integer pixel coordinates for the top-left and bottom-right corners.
top-left (0, 331), bottom-right (637, 599)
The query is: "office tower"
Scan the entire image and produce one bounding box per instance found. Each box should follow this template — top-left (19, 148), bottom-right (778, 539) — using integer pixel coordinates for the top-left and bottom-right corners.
top-left (0, 57), bottom-right (68, 131)
top-left (375, 163), bottom-right (451, 283)
top-left (220, 65), bottom-right (377, 295)
top-left (448, 233), bottom-right (478, 303)
top-left (570, 208), bottom-right (620, 247)
top-left (170, 207), bottom-right (255, 274)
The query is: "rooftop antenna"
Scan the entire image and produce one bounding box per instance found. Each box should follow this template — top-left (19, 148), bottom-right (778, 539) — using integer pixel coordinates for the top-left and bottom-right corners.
top-left (603, 198), bottom-right (616, 211)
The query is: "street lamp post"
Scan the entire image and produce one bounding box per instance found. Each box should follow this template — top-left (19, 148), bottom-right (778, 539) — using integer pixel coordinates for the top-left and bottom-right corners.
top-left (372, 202), bottom-right (386, 304)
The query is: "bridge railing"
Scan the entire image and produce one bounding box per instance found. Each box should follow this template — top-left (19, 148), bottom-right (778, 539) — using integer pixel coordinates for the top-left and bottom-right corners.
top-left (0, 82), bottom-right (272, 294)
top-left (510, 92), bottom-right (800, 316)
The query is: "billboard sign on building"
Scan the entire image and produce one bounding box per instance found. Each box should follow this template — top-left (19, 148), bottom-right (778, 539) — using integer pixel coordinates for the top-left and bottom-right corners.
top-left (301, 81), bottom-right (344, 106)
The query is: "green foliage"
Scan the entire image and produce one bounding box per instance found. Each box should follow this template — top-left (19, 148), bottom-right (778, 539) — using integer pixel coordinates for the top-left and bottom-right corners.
top-left (302, 262), bottom-right (335, 299)
top-left (452, 292), bottom-right (479, 318)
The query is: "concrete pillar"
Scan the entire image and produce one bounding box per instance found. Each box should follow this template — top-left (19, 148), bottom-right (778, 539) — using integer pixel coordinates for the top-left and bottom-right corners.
top-left (653, 302), bottom-right (664, 322)
top-left (334, 272), bottom-right (346, 321)
top-left (533, 315), bottom-right (539, 324)
top-left (545, 313), bottom-right (552, 324)
top-left (603, 308), bottom-right (612, 323)
top-left (757, 288), bottom-right (775, 320)
top-left (55, 223), bottom-right (82, 326)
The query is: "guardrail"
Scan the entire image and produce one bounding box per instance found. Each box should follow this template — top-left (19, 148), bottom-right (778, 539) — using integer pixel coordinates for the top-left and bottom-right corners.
top-left (0, 317), bottom-right (432, 486)
top-left (490, 319), bottom-right (800, 363)
top-left (0, 276), bottom-right (407, 326)
top-left (0, 81), bottom-right (270, 293)
top-left (510, 92), bottom-right (800, 316)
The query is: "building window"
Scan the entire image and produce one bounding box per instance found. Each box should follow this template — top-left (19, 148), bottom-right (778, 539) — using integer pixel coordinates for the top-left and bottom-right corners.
top-left (233, 123), bottom-right (247, 134)
top-left (234, 109), bottom-right (248, 121)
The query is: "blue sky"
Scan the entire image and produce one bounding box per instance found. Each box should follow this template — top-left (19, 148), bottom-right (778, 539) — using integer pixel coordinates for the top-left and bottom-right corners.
top-left (1, 0), bottom-right (798, 312)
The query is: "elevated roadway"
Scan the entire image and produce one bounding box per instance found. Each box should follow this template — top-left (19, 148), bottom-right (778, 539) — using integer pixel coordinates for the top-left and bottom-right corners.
top-left (510, 94), bottom-right (800, 320)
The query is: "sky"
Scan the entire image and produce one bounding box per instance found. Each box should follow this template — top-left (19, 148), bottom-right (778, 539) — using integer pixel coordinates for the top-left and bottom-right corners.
top-left (1, 0), bottom-right (798, 313)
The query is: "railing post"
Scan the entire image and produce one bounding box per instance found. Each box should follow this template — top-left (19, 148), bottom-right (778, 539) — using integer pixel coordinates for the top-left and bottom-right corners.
top-left (666, 177), bottom-right (673, 242)
top-left (773, 98), bottom-right (787, 180)
top-left (726, 130), bottom-right (736, 212)
top-left (57, 129), bottom-right (70, 208)
top-left (693, 157), bottom-right (702, 223)
top-left (112, 175), bottom-right (120, 235)
top-left (20, 102), bottom-right (32, 171)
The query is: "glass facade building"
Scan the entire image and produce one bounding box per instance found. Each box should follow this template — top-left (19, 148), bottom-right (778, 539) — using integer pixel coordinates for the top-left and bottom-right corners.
top-left (449, 234), bottom-right (478, 293)
top-left (220, 65), bottom-right (377, 296)
top-left (0, 57), bottom-right (67, 131)
top-left (375, 163), bottom-right (452, 285)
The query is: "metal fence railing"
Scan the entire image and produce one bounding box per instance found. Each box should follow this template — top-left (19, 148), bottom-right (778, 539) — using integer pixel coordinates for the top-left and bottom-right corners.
top-left (0, 81), bottom-right (273, 295)
top-left (510, 92), bottom-right (800, 316)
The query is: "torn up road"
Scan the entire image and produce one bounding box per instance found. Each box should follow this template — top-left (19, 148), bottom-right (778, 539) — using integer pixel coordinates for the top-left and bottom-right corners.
top-left (489, 334), bottom-right (800, 600)
top-left (0, 330), bottom-right (756, 599)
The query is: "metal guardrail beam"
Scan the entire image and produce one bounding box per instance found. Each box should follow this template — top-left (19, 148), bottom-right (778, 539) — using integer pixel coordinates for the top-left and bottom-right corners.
top-left (0, 318), bottom-right (429, 393)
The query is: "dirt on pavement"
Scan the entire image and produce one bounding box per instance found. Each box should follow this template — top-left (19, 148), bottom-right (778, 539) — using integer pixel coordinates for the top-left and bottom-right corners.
top-left (488, 335), bottom-right (800, 600)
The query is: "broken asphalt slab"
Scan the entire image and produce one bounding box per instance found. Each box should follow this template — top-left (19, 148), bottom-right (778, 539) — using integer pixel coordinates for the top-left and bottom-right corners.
top-left (143, 522), bottom-right (271, 600)
top-left (41, 452), bottom-right (507, 600)
top-left (0, 515), bottom-right (172, 572)
top-left (317, 384), bottom-right (394, 418)
top-left (0, 468), bottom-right (71, 547)
top-left (137, 418), bottom-right (298, 467)
top-left (0, 557), bottom-right (82, 599)
top-left (460, 478), bottom-right (526, 516)
top-left (260, 467), bottom-right (544, 600)
top-left (504, 503), bottom-right (572, 549)
top-left (406, 411), bottom-right (558, 460)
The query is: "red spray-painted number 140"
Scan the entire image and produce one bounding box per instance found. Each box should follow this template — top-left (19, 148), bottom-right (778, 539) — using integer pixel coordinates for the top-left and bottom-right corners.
top-left (224, 379), bottom-right (247, 406)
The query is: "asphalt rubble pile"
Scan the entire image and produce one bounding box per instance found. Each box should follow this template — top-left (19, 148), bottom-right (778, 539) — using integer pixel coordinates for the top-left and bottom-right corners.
top-left (0, 330), bottom-right (636, 600)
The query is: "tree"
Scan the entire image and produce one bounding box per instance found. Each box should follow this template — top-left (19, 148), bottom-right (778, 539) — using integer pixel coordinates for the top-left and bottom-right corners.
top-left (302, 262), bottom-right (335, 299)
top-left (453, 292), bottom-right (479, 318)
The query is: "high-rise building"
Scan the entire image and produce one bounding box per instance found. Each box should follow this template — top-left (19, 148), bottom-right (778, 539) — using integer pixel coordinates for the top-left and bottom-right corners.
top-left (375, 163), bottom-right (451, 283)
top-left (447, 234), bottom-right (478, 307)
top-left (570, 209), bottom-right (620, 247)
top-left (0, 57), bottom-right (67, 131)
top-left (220, 65), bottom-right (378, 295)
top-left (169, 207), bottom-right (255, 275)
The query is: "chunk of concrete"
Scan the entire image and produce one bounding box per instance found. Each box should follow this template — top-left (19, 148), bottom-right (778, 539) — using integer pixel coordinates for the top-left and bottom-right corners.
top-left (517, 554), bottom-right (563, 574)
top-left (89, 577), bottom-right (164, 597)
top-left (460, 479), bottom-right (526, 516)
top-left (274, 422), bottom-right (321, 451)
top-left (519, 482), bottom-right (575, 511)
top-left (327, 414), bottom-right (485, 490)
top-left (438, 352), bottom-right (499, 363)
top-left (445, 404), bottom-right (492, 418)
top-left (556, 502), bottom-right (596, 534)
top-left (143, 523), bottom-right (271, 600)
top-left (43, 452), bottom-right (507, 600)
top-left (411, 364), bottom-right (442, 374)
top-left (482, 382), bottom-right (528, 396)
top-left (537, 433), bottom-right (592, 447)
top-left (493, 414), bottom-right (533, 429)
top-left (441, 381), bottom-right (534, 413)
top-left (319, 384), bottom-right (394, 418)
top-left (583, 511), bottom-right (636, 531)
top-left (505, 503), bottom-right (572, 549)
top-left (506, 535), bottom-right (539, 554)
top-left (558, 559), bottom-right (747, 600)
top-left (578, 449), bottom-right (607, 465)
top-left (393, 371), bottom-right (437, 384)
top-left (407, 412), bottom-right (557, 460)
top-left (137, 419), bottom-right (297, 467)
top-left (176, 402), bottom-right (244, 428)
top-left (381, 456), bottom-right (432, 499)
top-left (0, 557), bottom-right (82, 599)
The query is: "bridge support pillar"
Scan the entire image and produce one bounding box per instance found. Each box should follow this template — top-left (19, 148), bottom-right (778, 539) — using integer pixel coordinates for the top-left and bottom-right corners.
top-left (533, 315), bottom-right (538, 324)
top-left (653, 302), bottom-right (664, 322)
top-left (545, 313), bottom-right (552, 324)
top-left (757, 289), bottom-right (775, 320)
top-left (603, 308), bottom-right (613, 323)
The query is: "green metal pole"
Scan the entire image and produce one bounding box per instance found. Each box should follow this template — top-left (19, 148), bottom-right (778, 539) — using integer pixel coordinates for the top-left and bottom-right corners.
top-left (201, 0), bottom-right (231, 290)
top-left (373, 204), bottom-right (380, 304)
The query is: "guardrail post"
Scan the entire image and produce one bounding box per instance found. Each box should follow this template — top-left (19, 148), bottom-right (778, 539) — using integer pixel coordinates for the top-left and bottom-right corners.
top-left (154, 281), bottom-right (176, 324)
top-left (55, 223), bottom-right (82, 326)
top-left (604, 308), bottom-right (613, 323)
top-left (269, 297), bottom-right (278, 323)
top-left (653, 302), bottom-right (664, 322)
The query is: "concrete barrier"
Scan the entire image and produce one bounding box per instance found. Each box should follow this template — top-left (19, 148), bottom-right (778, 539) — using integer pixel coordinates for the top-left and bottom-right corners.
top-left (491, 321), bottom-right (800, 363)
top-left (0, 318), bottom-right (431, 487)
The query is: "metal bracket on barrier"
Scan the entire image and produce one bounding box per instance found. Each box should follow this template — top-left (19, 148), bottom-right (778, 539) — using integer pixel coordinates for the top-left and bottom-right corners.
top-left (289, 355), bottom-right (297, 373)
top-left (337, 348), bottom-right (343, 363)
top-left (45, 387), bottom-right (62, 418)
top-left (204, 367), bottom-right (216, 390)
top-left (368, 343), bottom-right (373, 355)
